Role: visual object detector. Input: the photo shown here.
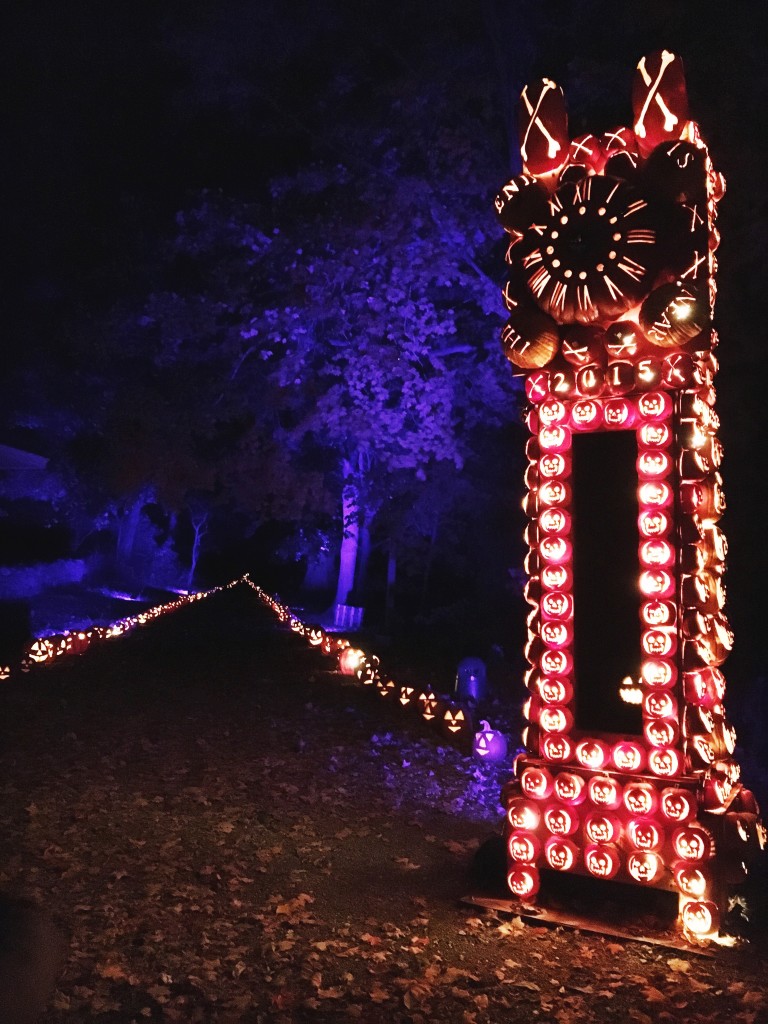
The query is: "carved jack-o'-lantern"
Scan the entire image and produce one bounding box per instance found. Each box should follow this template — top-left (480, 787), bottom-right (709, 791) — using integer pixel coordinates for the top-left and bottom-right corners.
top-left (538, 677), bottom-right (573, 704)
top-left (28, 639), bottom-right (55, 664)
top-left (544, 836), bottom-right (578, 871)
top-left (508, 830), bottom-right (542, 863)
top-left (661, 787), bottom-right (696, 823)
top-left (585, 812), bottom-right (620, 845)
top-left (544, 805), bottom-right (578, 836)
top-left (339, 647), bottom-right (365, 675)
top-left (539, 705), bottom-right (573, 733)
top-left (399, 686), bottom-right (416, 707)
top-left (507, 798), bottom-right (542, 832)
top-left (673, 825), bottom-right (713, 862)
top-left (585, 843), bottom-right (621, 879)
top-left (419, 690), bottom-right (440, 722)
top-left (507, 864), bottom-right (540, 900)
top-left (623, 782), bottom-right (658, 817)
top-left (541, 733), bottom-right (574, 763)
top-left (473, 721), bottom-right (508, 762)
top-left (612, 740), bottom-right (646, 773)
top-left (674, 863), bottom-right (711, 899)
top-left (587, 775), bottom-right (622, 810)
top-left (628, 820), bottom-right (662, 851)
top-left (627, 851), bottom-right (663, 884)
top-left (553, 771), bottom-right (586, 805)
top-left (442, 705), bottom-right (473, 745)
top-left (648, 747), bottom-right (682, 777)
top-left (576, 738), bottom-right (610, 770)
top-left (680, 899), bottom-right (719, 937)
top-left (520, 766), bottom-right (554, 799)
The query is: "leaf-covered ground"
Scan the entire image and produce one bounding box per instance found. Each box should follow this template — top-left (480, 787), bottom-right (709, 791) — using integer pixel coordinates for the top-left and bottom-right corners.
top-left (1, 585), bottom-right (767, 1023)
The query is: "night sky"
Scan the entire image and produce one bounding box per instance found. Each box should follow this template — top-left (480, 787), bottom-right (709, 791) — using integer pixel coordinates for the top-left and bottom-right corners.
top-left (4, 0), bottom-right (768, 679)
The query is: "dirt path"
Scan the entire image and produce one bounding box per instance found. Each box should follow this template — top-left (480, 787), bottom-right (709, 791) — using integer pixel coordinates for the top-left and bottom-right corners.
top-left (0, 585), bottom-right (766, 1023)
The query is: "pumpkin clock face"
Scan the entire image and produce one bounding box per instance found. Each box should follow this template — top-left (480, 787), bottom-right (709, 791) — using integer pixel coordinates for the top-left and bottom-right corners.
top-left (518, 175), bottom-right (658, 325)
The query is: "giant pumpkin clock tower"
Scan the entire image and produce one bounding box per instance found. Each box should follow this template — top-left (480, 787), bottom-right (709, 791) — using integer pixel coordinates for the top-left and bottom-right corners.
top-left (496, 51), bottom-right (765, 940)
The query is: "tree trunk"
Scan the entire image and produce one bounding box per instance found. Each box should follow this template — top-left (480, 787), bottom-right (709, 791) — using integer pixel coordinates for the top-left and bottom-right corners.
top-left (354, 513), bottom-right (373, 600)
top-left (418, 515), bottom-right (440, 617)
top-left (384, 540), bottom-right (397, 630)
top-left (333, 459), bottom-right (360, 607)
top-left (116, 491), bottom-right (150, 574)
top-left (187, 512), bottom-right (209, 592)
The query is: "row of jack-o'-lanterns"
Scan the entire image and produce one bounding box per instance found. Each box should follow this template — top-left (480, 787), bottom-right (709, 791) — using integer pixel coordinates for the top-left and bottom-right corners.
top-left (1, 580), bottom-right (239, 680)
top-left (244, 579), bottom-right (510, 763)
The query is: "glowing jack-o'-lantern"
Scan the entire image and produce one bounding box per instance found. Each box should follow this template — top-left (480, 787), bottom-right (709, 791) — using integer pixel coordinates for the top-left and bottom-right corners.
top-left (539, 705), bottom-right (573, 733)
top-left (623, 782), bottom-right (658, 817)
top-left (307, 627), bottom-right (324, 646)
top-left (339, 647), bottom-right (365, 675)
top-left (541, 564), bottom-right (571, 589)
top-left (442, 705), bottom-right (473, 744)
top-left (644, 690), bottom-right (677, 719)
top-left (538, 399), bottom-right (567, 426)
top-left (585, 843), bottom-right (621, 879)
top-left (507, 864), bottom-right (540, 900)
top-left (661, 788), bottom-right (696, 823)
top-left (520, 766), bottom-right (554, 800)
top-left (673, 825), bottom-right (713, 862)
top-left (648, 747), bottom-right (682, 777)
top-left (399, 686), bottom-right (416, 707)
top-left (419, 690), bottom-right (440, 722)
top-left (29, 639), bottom-right (55, 663)
top-left (539, 480), bottom-right (571, 506)
top-left (587, 775), bottom-right (622, 810)
top-left (507, 798), bottom-right (542, 832)
top-left (570, 400), bottom-right (601, 428)
top-left (540, 622), bottom-right (572, 650)
top-left (539, 536), bottom-right (571, 565)
top-left (539, 677), bottom-right (573, 704)
top-left (575, 738), bottom-right (610, 770)
top-left (538, 507), bottom-right (571, 535)
top-left (642, 627), bottom-right (676, 658)
top-left (644, 717), bottom-right (679, 747)
top-left (680, 899), bottom-right (719, 937)
top-left (544, 837), bottom-right (578, 872)
top-left (553, 771), bottom-right (586, 805)
top-left (508, 830), bottom-right (542, 863)
top-left (541, 592), bottom-right (573, 620)
top-left (637, 390), bottom-right (671, 420)
top-left (540, 649), bottom-right (572, 676)
top-left (473, 721), bottom-right (508, 762)
top-left (612, 740), bottom-right (646, 773)
top-left (627, 851), bottom-right (663, 884)
top-left (628, 820), bottom-right (662, 851)
top-left (585, 812), bottom-right (620, 844)
top-left (674, 862), bottom-right (711, 899)
top-left (638, 480), bottom-right (673, 508)
top-left (376, 677), bottom-right (396, 699)
top-left (539, 424), bottom-right (571, 453)
top-left (541, 734), bottom-right (574, 763)
top-left (543, 805), bottom-right (578, 836)
top-left (641, 659), bottom-right (676, 688)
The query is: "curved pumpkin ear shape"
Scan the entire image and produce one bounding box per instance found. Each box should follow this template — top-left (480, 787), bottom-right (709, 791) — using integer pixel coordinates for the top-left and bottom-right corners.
top-left (632, 50), bottom-right (689, 156)
top-left (519, 78), bottom-right (569, 178)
